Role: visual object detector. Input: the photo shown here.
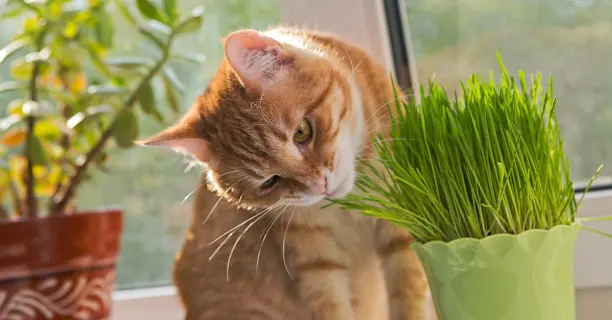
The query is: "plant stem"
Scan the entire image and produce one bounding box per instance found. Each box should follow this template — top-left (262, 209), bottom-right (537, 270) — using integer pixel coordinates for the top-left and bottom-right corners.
top-left (23, 61), bottom-right (40, 218)
top-left (0, 202), bottom-right (8, 219)
top-left (8, 174), bottom-right (23, 217)
top-left (48, 73), bottom-right (72, 211)
top-left (50, 50), bottom-right (171, 215)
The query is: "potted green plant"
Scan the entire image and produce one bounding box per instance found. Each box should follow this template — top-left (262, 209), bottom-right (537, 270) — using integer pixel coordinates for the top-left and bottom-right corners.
top-left (334, 56), bottom-right (604, 320)
top-left (0, 0), bottom-right (203, 318)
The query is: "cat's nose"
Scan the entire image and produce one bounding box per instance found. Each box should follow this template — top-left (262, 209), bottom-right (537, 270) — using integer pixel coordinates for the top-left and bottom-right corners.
top-left (311, 176), bottom-right (328, 195)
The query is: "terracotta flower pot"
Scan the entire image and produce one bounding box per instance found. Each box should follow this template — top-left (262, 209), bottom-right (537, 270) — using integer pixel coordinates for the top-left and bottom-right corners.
top-left (0, 209), bottom-right (123, 320)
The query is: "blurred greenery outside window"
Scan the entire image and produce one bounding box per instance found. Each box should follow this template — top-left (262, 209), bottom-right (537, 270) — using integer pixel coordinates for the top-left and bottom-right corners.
top-left (404, 0), bottom-right (612, 186)
top-left (0, 0), bottom-right (280, 289)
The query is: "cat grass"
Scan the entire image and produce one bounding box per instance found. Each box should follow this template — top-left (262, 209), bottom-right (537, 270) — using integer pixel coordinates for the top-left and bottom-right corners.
top-left (333, 55), bottom-right (601, 243)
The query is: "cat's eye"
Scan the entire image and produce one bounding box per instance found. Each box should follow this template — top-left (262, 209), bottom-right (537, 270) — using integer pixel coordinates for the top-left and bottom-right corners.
top-left (294, 119), bottom-right (313, 144)
top-left (261, 175), bottom-right (281, 190)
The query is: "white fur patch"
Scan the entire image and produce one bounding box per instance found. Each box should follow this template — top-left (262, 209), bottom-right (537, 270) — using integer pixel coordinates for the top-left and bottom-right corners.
top-left (323, 74), bottom-right (365, 199)
top-left (346, 75), bottom-right (365, 154)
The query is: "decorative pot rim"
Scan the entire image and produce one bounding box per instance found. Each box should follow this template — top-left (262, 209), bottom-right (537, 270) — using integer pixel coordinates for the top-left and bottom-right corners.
top-left (0, 207), bottom-right (123, 226)
top-left (0, 207), bottom-right (124, 282)
top-left (411, 222), bottom-right (581, 250)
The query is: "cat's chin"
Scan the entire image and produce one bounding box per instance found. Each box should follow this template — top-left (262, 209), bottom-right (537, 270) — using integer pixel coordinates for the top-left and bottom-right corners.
top-left (285, 195), bottom-right (327, 207)
top-left (325, 169), bottom-right (354, 200)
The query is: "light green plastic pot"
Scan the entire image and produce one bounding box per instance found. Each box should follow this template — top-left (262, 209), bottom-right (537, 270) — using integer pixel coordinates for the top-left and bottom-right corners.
top-left (411, 224), bottom-right (580, 320)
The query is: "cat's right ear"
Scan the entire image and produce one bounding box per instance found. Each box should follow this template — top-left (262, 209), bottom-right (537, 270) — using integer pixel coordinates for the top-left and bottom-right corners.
top-left (223, 29), bottom-right (292, 91)
top-left (136, 126), bottom-right (211, 164)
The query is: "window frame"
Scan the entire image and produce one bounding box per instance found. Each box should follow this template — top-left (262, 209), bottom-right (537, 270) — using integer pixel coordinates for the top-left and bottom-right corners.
top-left (112, 0), bottom-right (612, 318)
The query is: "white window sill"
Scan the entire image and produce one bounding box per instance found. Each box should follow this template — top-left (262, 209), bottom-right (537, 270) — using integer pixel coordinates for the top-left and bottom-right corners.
top-left (111, 286), bottom-right (612, 320)
top-left (112, 286), bottom-right (183, 320)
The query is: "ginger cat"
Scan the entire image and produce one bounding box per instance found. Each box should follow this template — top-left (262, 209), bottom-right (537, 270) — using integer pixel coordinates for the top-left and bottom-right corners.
top-left (141, 27), bottom-right (431, 320)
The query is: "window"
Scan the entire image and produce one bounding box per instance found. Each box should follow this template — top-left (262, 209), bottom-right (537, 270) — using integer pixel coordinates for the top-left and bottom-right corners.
top-left (401, 0), bottom-right (611, 187)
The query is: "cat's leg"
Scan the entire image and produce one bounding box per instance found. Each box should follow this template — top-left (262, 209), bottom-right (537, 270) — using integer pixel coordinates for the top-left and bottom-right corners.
top-left (280, 223), bottom-right (355, 320)
top-left (376, 220), bottom-right (431, 320)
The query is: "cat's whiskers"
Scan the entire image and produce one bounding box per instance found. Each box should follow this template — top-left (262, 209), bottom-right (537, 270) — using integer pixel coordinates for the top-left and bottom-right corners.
top-left (255, 92), bottom-right (284, 132)
top-left (213, 197), bottom-right (285, 248)
top-left (356, 137), bottom-right (412, 157)
top-left (208, 204), bottom-right (274, 264)
top-left (226, 198), bottom-right (286, 280)
top-left (363, 103), bottom-right (392, 130)
top-left (256, 203), bottom-right (290, 272)
top-left (206, 207), bottom-right (268, 246)
top-left (251, 101), bottom-right (276, 131)
top-left (208, 230), bottom-right (236, 262)
top-left (202, 176), bottom-right (249, 226)
top-left (342, 47), bottom-right (362, 81)
top-left (282, 207), bottom-right (298, 279)
top-left (181, 183), bottom-right (207, 206)
top-left (217, 169), bottom-right (244, 178)
top-left (362, 93), bottom-right (416, 138)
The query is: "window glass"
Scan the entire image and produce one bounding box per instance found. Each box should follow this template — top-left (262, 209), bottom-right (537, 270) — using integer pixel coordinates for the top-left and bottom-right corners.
top-left (0, 0), bottom-right (280, 289)
top-left (404, 0), bottom-right (612, 186)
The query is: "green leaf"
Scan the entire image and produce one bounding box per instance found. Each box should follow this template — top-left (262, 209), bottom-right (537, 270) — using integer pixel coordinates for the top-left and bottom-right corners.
top-left (162, 65), bottom-right (185, 92)
top-left (0, 39), bottom-right (30, 65)
top-left (174, 6), bottom-right (204, 34)
top-left (105, 56), bottom-right (153, 68)
top-left (0, 115), bottom-right (22, 132)
top-left (170, 52), bottom-right (206, 64)
top-left (110, 76), bottom-right (127, 87)
top-left (86, 84), bottom-right (125, 96)
top-left (10, 58), bottom-right (32, 80)
top-left (163, 0), bottom-right (177, 22)
top-left (28, 135), bottom-right (48, 166)
top-left (17, 1), bottom-right (40, 15)
top-left (34, 118), bottom-right (62, 141)
top-left (24, 48), bottom-right (51, 63)
top-left (7, 99), bottom-right (25, 115)
top-left (162, 75), bottom-right (180, 113)
top-left (83, 40), bottom-right (110, 76)
top-left (11, 52), bottom-right (51, 80)
top-left (62, 21), bottom-right (79, 39)
top-left (66, 105), bottom-right (112, 129)
top-left (0, 4), bottom-right (25, 19)
top-left (114, 0), bottom-right (138, 26)
top-left (136, 0), bottom-right (164, 23)
top-left (0, 81), bottom-right (24, 94)
top-left (137, 81), bottom-right (163, 122)
top-left (22, 100), bottom-right (53, 117)
top-left (95, 11), bottom-right (115, 48)
top-left (146, 20), bottom-right (172, 36)
top-left (95, 151), bottom-right (109, 170)
top-left (113, 109), bottom-right (139, 148)
top-left (138, 27), bottom-right (165, 49)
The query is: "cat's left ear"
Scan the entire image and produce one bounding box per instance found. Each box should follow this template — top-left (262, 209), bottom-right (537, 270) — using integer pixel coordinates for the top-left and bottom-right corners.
top-left (223, 29), bottom-right (292, 91)
top-left (136, 126), bottom-right (211, 164)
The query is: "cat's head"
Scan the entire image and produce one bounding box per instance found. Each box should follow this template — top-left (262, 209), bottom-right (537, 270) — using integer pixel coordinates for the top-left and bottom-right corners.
top-left (140, 29), bottom-right (365, 209)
